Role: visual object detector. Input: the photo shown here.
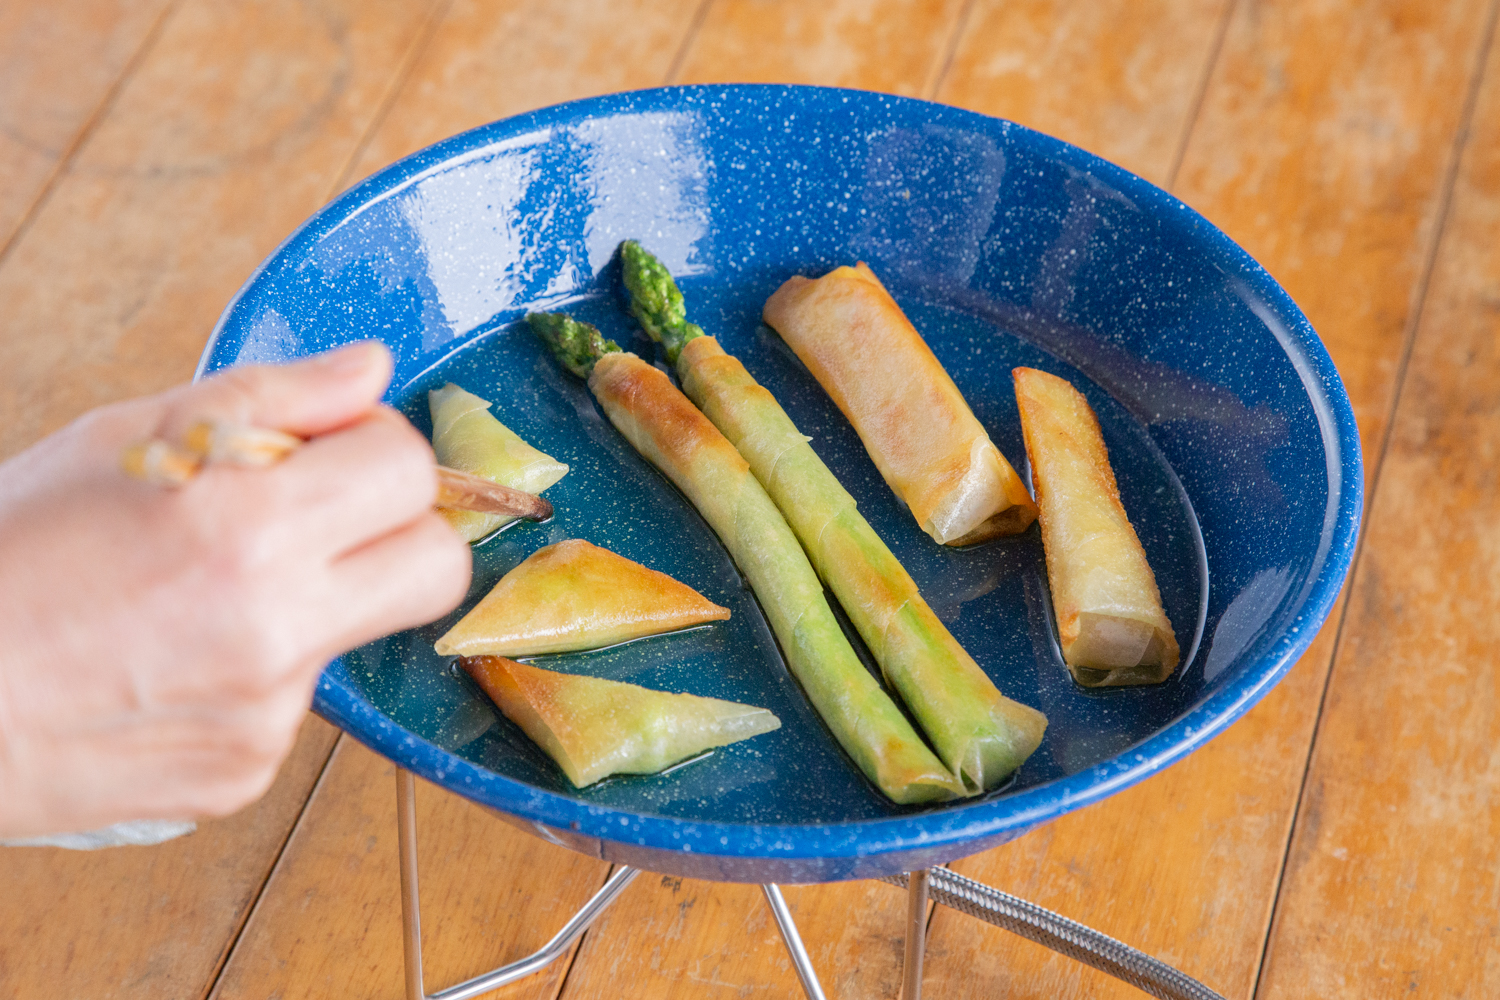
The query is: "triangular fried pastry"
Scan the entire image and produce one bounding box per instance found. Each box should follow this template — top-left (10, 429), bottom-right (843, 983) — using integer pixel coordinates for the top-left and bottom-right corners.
top-left (461, 656), bottom-right (781, 786)
top-left (429, 383), bottom-right (568, 542)
top-left (435, 539), bottom-right (730, 658)
top-left (1013, 367), bottom-right (1179, 686)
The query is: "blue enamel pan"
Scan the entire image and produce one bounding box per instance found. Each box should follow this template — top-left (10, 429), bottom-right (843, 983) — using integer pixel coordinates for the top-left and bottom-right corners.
top-left (201, 85), bottom-right (1361, 883)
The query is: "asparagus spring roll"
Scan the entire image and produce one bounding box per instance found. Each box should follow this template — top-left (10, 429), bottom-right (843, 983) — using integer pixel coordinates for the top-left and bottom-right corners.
top-left (435, 538), bottom-right (729, 658)
top-left (462, 655), bottom-right (779, 787)
top-left (621, 241), bottom-right (1046, 791)
top-left (528, 311), bottom-right (962, 804)
top-left (763, 263), bottom-right (1037, 546)
top-left (1013, 366), bottom-right (1179, 686)
top-left (429, 383), bottom-right (568, 542)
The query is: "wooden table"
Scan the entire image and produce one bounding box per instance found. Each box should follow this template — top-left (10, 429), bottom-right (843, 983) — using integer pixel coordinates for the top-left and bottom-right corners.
top-left (2, 1), bottom-right (1496, 997)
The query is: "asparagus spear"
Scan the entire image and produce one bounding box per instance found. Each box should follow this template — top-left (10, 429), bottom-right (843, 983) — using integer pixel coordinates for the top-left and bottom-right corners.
top-left (619, 241), bottom-right (1047, 792)
top-left (527, 311), bottom-right (962, 805)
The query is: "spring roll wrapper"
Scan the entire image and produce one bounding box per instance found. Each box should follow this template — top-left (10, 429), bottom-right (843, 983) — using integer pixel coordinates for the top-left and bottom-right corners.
top-left (762, 263), bottom-right (1037, 545)
top-left (678, 337), bottom-right (1046, 792)
top-left (1013, 367), bottom-right (1179, 686)
top-left (435, 538), bottom-right (730, 658)
top-left (589, 353), bottom-right (962, 803)
top-left (462, 656), bottom-right (780, 787)
top-left (429, 384), bottom-right (568, 541)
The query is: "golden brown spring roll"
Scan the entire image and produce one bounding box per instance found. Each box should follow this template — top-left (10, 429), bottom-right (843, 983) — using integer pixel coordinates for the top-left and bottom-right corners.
top-left (677, 335), bottom-right (1046, 791)
top-left (462, 656), bottom-right (780, 787)
top-left (586, 351), bottom-right (963, 803)
top-left (763, 263), bottom-right (1037, 545)
top-left (1013, 367), bottom-right (1179, 686)
top-left (435, 539), bottom-right (729, 657)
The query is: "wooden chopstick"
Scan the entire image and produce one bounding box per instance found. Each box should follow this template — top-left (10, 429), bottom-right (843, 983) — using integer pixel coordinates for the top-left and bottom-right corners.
top-left (121, 419), bottom-right (552, 521)
top-left (433, 466), bottom-right (552, 520)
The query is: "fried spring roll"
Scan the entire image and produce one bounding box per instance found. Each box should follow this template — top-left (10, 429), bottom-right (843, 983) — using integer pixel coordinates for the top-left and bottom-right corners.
top-left (585, 351), bottom-right (963, 802)
top-left (528, 311), bottom-right (963, 803)
top-left (676, 336), bottom-right (1046, 790)
top-left (435, 539), bottom-right (730, 658)
top-left (763, 263), bottom-right (1037, 546)
top-left (1012, 367), bottom-right (1179, 686)
top-left (616, 241), bottom-right (1045, 789)
top-left (429, 383), bottom-right (567, 542)
top-left (462, 656), bottom-right (780, 787)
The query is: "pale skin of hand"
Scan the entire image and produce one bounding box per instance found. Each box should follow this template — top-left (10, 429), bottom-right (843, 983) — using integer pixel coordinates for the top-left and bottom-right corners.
top-left (0, 342), bottom-right (472, 837)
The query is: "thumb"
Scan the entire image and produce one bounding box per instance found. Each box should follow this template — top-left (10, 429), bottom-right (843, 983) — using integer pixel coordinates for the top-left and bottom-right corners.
top-left (160, 342), bottom-right (394, 440)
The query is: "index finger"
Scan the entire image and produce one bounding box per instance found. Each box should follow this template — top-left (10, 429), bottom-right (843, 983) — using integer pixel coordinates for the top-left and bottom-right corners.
top-left (157, 342), bottom-right (393, 442)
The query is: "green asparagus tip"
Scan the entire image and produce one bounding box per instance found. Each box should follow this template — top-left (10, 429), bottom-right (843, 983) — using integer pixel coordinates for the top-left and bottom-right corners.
top-left (526, 312), bottom-right (621, 378)
top-left (619, 240), bottom-right (702, 365)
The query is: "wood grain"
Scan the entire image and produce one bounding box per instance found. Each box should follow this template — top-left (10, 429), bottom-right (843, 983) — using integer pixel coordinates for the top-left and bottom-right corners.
top-left (0, 715), bottom-right (339, 1000)
top-left (1174, 0), bottom-right (1494, 462)
top-left (209, 738), bottom-right (611, 1000)
top-left (558, 875), bottom-right (925, 1000)
top-left (919, 1), bottom-right (1496, 997)
top-left (343, 0), bottom-right (708, 190)
top-left (674, 0), bottom-right (967, 98)
top-left (0, 0), bottom-right (443, 461)
top-left (934, 0), bottom-right (1232, 186)
top-left (3, 1), bottom-right (1496, 998)
top-left (1255, 18), bottom-right (1500, 997)
top-left (0, 0), bottom-right (173, 252)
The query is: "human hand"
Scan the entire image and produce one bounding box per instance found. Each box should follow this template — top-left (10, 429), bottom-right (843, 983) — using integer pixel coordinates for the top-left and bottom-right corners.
top-left (0, 343), bottom-right (471, 836)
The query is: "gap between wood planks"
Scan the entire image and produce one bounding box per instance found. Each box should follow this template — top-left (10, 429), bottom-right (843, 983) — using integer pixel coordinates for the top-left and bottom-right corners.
top-left (1246, 0), bottom-right (1500, 997)
top-left (202, 732), bottom-right (346, 998)
top-left (925, 0), bottom-right (979, 100)
top-left (1164, 0), bottom-right (1237, 192)
top-left (664, 0), bottom-right (717, 86)
top-left (327, 0), bottom-right (458, 200)
top-left (0, 1), bottom-right (179, 270)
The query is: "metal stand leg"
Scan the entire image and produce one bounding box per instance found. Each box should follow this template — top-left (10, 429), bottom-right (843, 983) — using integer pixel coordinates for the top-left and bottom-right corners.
top-left (880, 869), bottom-right (1226, 1000)
top-left (761, 884), bottom-right (829, 1000)
top-left (397, 769), bottom-right (426, 1000)
top-left (395, 770), bottom-right (1221, 1000)
top-left (396, 768), bottom-right (641, 1000)
top-left (901, 869), bottom-right (931, 1000)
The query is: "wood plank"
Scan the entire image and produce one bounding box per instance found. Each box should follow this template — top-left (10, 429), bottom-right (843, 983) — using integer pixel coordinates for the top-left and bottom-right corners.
top-left (673, 0), bottom-right (968, 98)
top-left (208, 738), bottom-right (612, 1000)
top-left (934, 0), bottom-right (1232, 186)
top-left (0, 715), bottom-right (339, 1000)
top-left (1173, 0), bottom-right (1494, 462)
top-left (557, 876), bottom-right (922, 999)
top-left (0, 0), bottom-right (443, 461)
top-left (0, 0), bottom-right (172, 252)
top-left (921, 1), bottom-right (1497, 997)
top-left (1255, 19), bottom-right (1500, 998)
top-left (343, 0), bottom-right (708, 189)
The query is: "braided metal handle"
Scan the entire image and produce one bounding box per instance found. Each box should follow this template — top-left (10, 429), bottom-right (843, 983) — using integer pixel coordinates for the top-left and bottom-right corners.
top-left (880, 869), bottom-right (1226, 1000)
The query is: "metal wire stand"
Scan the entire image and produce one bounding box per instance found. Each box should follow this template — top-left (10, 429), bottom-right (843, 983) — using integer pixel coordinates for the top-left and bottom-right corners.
top-left (395, 768), bottom-right (1225, 1000)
